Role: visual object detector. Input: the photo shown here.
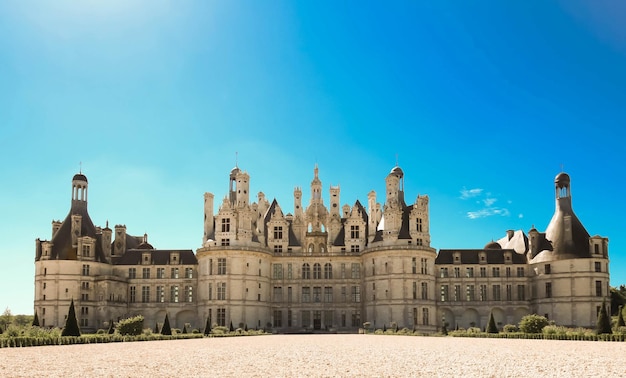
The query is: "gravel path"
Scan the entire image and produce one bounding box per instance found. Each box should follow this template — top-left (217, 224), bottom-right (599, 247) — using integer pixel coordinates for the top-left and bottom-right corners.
top-left (1, 335), bottom-right (625, 377)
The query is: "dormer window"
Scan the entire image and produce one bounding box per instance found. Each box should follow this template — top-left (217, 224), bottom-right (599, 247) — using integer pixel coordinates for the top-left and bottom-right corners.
top-left (170, 252), bottom-right (180, 265)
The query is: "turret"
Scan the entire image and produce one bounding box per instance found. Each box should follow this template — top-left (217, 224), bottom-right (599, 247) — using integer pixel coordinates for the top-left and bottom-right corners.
top-left (203, 192), bottom-right (215, 244)
top-left (330, 185), bottom-right (340, 218)
top-left (71, 172), bottom-right (88, 211)
top-left (294, 187), bottom-right (303, 218)
top-left (385, 166), bottom-right (404, 207)
top-left (113, 224), bottom-right (127, 257)
top-left (102, 221), bottom-right (112, 259)
top-left (310, 164), bottom-right (323, 204)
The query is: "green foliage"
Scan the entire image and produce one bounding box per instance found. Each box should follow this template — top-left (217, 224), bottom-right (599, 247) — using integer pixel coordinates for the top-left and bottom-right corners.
top-left (32, 312), bottom-right (40, 327)
top-left (61, 299), bottom-right (81, 337)
top-left (182, 324), bottom-right (188, 334)
top-left (503, 324), bottom-right (519, 333)
top-left (0, 307), bottom-right (13, 329)
top-left (230, 321), bottom-right (235, 332)
top-left (617, 306), bottom-right (625, 328)
top-left (108, 320), bottom-right (116, 334)
top-left (161, 314), bottom-right (172, 336)
top-left (519, 314), bottom-right (549, 334)
top-left (116, 315), bottom-right (145, 336)
top-left (486, 312), bottom-right (498, 334)
top-left (153, 322), bottom-right (160, 334)
top-left (96, 329), bottom-right (106, 334)
top-left (597, 300), bottom-right (612, 335)
top-left (610, 286), bottom-right (626, 316)
top-left (203, 317), bottom-right (211, 336)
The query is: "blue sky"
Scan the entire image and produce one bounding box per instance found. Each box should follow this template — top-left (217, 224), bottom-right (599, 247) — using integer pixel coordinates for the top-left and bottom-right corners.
top-left (1, 1), bottom-right (625, 314)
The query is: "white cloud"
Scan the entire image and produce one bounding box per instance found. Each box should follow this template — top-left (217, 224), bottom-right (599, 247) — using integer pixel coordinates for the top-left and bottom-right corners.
top-left (518, 214), bottom-right (524, 219)
top-left (467, 207), bottom-right (510, 219)
top-left (483, 198), bottom-right (497, 206)
top-left (460, 187), bottom-right (483, 199)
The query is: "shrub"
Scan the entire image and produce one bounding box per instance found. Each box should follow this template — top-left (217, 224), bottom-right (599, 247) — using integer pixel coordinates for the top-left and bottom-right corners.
top-left (108, 321), bottom-right (116, 335)
top-left (617, 306), bottom-right (625, 329)
top-left (486, 312), bottom-right (498, 334)
top-left (116, 315), bottom-right (145, 336)
top-left (203, 318), bottom-right (211, 336)
top-left (61, 299), bottom-right (81, 337)
top-left (503, 324), bottom-right (519, 333)
top-left (467, 327), bottom-right (481, 334)
top-left (519, 314), bottom-right (549, 334)
top-left (161, 314), bottom-right (172, 336)
top-left (597, 300), bottom-right (612, 334)
top-left (32, 312), bottom-right (40, 327)
top-left (96, 329), bottom-right (106, 335)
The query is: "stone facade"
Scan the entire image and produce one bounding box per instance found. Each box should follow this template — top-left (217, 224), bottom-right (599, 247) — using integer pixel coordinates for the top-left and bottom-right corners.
top-left (34, 167), bottom-right (609, 332)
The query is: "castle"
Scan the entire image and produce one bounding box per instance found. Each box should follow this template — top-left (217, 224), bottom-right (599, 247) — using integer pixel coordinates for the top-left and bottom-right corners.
top-left (34, 166), bottom-right (610, 332)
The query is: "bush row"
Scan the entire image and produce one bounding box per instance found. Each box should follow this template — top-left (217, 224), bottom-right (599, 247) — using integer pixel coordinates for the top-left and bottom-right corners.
top-left (448, 331), bottom-right (626, 342)
top-left (0, 332), bottom-right (203, 348)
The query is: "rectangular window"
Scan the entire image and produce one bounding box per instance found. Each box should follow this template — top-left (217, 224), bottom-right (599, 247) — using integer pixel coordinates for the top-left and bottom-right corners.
top-left (288, 310), bottom-right (292, 327)
top-left (287, 264), bottom-right (293, 279)
top-left (273, 226), bottom-right (283, 240)
top-left (80, 318), bottom-right (89, 327)
top-left (493, 285), bottom-right (501, 301)
top-left (313, 287), bottom-right (321, 302)
top-left (324, 286), bottom-right (333, 302)
top-left (288, 286), bottom-right (292, 303)
top-left (171, 268), bottom-right (179, 279)
top-left (454, 267), bottom-right (460, 278)
top-left (273, 310), bottom-right (282, 328)
top-left (157, 286), bottom-right (165, 303)
top-left (185, 286), bottom-right (193, 302)
top-left (81, 293), bottom-right (89, 301)
top-left (324, 310), bottom-right (333, 328)
top-left (440, 267), bottom-right (448, 278)
top-left (273, 286), bottom-right (282, 302)
top-left (221, 218), bottom-right (230, 232)
top-left (416, 218), bottom-right (423, 232)
top-left (412, 257), bottom-right (417, 274)
top-left (492, 267), bottom-right (500, 277)
top-left (171, 285), bottom-right (179, 303)
top-left (351, 263), bottom-right (360, 279)
top-left (466, 267), bottom-right (474, 278)
top-left (506, 267), bottom-right (511, 277)
top-left (595, 262), bottom-right (601, 273)
top-left (142, 286), bottom-right (150, 303)
top-left (221, 239), bottom-right (230, 246)
top-left (594, 244), bottom-right (600, 254)
top-left (157, 268), bottom-right (165, 279)
top-left (142, 268), bottom-right (150, 279)
top-left (506, 284), bottom-right (512, 301)
top-left (421, 258), bottom-right (428, 274)
top-left (351, 286), bottom-right (361, 303)
top-left (466, 285), bottom-right (475, 301)
top-left (324, 263), bottom-right (333, 279)
top-left (129, 286), bottom-right (136, 303)
top-left (517, 285), bottom-right (526, 301)
top-left (596, 280), bottom-right (602, 297)
top-left (185, 268), bottom-right (193, 279)
top-left (273, 264), bottom-right (283, 279)
top-left (82, 245), bottom-right (90, 257)
top-left (545, 282), bottom-right (552, 298)
top-left (441, 285), bottom-right (449, 302)
top-left (454, 285), bottom-right (461, 301)
top-left (273, 245), bottom-right (283, 254)
top-left (545, 264), bottom-right (551, 274)
top-left (218, 258), bottom-right (227, 275)
top-left (413, 282), bottom-right (418, 299)
top-left (209, 259), bottom-right (213, 275)
top-left (517, 267), bottom-right (525, 277)
top-left (413, 308), bottom-right (418, 326)
top-left (341, 286), bottom-right (347, 302)
top-left (302, 287), bottom-right (310, 303)
top-left (217, 308), bottom-right (226, 327)
top-left (208, 283), bottom-right (213, 300)
top-left (350, 225), bottom-right (360, 239)
top-left (341, 264), bottom-right (346, 279)
top-left (422, 308), bottom-right (429, 325)
top-left (480, 267), bottom-right (486, 278)
top-left (350, 245), bottom-right (360, 253)
top-left (421, 282), bottom-right (428, 300)
top-left (217, 282), bottom-right (226, 300)
top-left (479, 284), bottom-right (487, 301)
top-left (351, 311), bottom-right (361, 327)
top-left (82, 264), bottom-right (90, 276)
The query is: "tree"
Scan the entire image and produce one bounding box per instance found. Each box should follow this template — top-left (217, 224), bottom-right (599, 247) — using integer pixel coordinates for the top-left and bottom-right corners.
top-left (161, 314), bottom-right (172, 335)
top-left (617, 306), bottom-right (625, 328)
top-left (230, 321), bottom-right (235, 332)
top-left (518, 314), bottom-right (549, 334)
top-left (596, 300), bottom-right (612, 334)
top-left (203, 317), bottom-right (211, 335)
top-left (486, 312), bottom-right (498, 334)
top-left (153, 321), bottom-right (160, 334)
top-left (610, 287), bottom-right (626, 316)
top-left (61, 299), bottom-right (81, 336)
top-left (32, 311), bottom-right (40, 327)
top-left (0, 307), bottom-right (13, 329)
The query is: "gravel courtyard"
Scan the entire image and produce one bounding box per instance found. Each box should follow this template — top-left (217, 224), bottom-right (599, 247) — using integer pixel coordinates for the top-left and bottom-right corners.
top-left (1, 334), bottom-right (624, 377)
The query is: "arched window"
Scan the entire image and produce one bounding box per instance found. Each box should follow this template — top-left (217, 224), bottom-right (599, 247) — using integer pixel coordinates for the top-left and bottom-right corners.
top-left (308, 244), bottom-right (314, 254)
top-left (324, 263), bottom-right (333, 279)
top-left (313, 263), bottom-right (322, 279)
top-left (302, 263), bottom-right (311, 279)
top-left (319, 244), bottom-right (325, 253)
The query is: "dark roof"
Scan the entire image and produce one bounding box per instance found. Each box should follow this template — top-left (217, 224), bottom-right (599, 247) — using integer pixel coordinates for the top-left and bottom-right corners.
top-left (398, 204), bottom-right (413, 239)
top-left (333, 222), bottom-right (346, 246)
top-left (114, 249), bottom-right (197, 265)
top-left (436, 249), bottom-right (527, 265)
top-left (73, 173), bottom-right (88, 182)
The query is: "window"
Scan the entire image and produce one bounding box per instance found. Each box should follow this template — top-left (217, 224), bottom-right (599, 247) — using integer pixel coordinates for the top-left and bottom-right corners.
top-left (273, 286), bottom-right (282, 302)
top-left (128, 268), bottom-right (136, 279)
top-left (421, 258), bottom-right (428, 274)
top-left (157, 286), bottom-right (165, 303)
top-left (466, 267), bottom-right (474, 278)
top-left (287, 287), bottom-right (292, 303)
top-left (517, 285), bottom-right (526, 301)
top-left (416, 238), bottom-right (423, 246)
top-left (313, 287), bottom-right (321, 302)
top-left (493, 285), bottom-right (501, 301)
top-left (341, 286), bottom-right (347, 302)
top-left (209, 259), bottom-right (213, 275)
top-left (594, 244), bottom-right (600, 255)
top-left (351, 286), bottom-right (361, 302)
top-left (302, 311), bottom-right (311, 328)
top-left (273, 264), bottom-right (283, 279)
top-left (81, 293), bottom-right (89, 301)
top-left (341, 264), bottom-right (346, 279)
top-left (595, 262), bottom-right (601, 273)
top-left (82, 245), bottom-right (90, 257)
top-left (142, 286), bottom-right (150, 303)
top-left (413, 308), bottom-right (418, 326)
top-left (142, 268), bottom-right (150, 279)
top-left (302, 287), bottom-right (310, 302)
top-left (506, 267), bottom-right (511, 277)
top-left (454, 285), bottom-right (461, 301)
top-left (517, 267), bottom-right (525, 277)
top-left (421, 282), bottom-right (428, 300)
top-left (324, 310), bottom-right (333, 328)
top-left (273, 245), bottom-right (283, 254)
top-left (221, 218), bottom-right (230, 232)
top-left (324, 263), bottom-right (333, 279)
top-left (454, 267), bottom-right (460, 278)
top-left (81, 281), bottom-right (89, 290)
top-left (596, 280), bottom-right (602, 297)
top-left (506, 284), bottom-right (512, 301)
top-left (217, 258), bottom-right (226, 275)
top-left (350, 225), bottom-right (360, 239)
top-left (273, 310), bottom-right (282, 328)
top-left (287, 264), bottom-right (293, 279)
top-left (171, 268), bottom-right (179, 279)
top-left (129, 286), bottom-right (136, 303)
top-left (185, 268), bottom-right (193, 278)
top-left (351, 245), bottom-right (360, 253)
top-left (302, 263), bottom-right (311, 279)
top-left (441, 285), bottom-right (449, 301)
top-left (217, 308), bottom-right (226, 327)
top-left (80, 306), bottom-right (89, 315)
top-left (221, 239), bottom-right (230, 246)
top-left (545, 264), bottom-right (551, 274)
top-left (422, 308), bottom-right (429, 325)
top-left (185, 286), bottom-right (193, 302)
top-left (273, 226), bottom-right (283, 239)
top-left (412, 257), bottom-right (417, 274)
top-left (157, 268), bottom-right (165, 279)
top-left (416, 218), bottom-right (423, 232)
top-left (82, 264), bottom-right (90, 276)
top-left (413, 282), bottom-right (418, 299)
top-left (80, 319), bottom-right (89, 327)
top-left (351, 263), bottom-right (360, 279)
top-left (466, 285), bottom-right (475, 301)
top-left (313, 263), bottom-right (322, 279)
top-left (171, 285), bottom-right (179, 303)
top-left (480, 267), bottom-right (486, 278)
top-left (351, 311), bottom-right (361, 327)
top-left (208, 283), bottom-right (213, 300)
top-left (545, 282), bottom-right (552, 298)
top-left (479, 285), bottom-right (487, 301)
top-left (492, 267), bottom-right (500, 277)
top-left (324, 286), bottom-right (333, 302)
top-left (440, 267), bottom-right (448, 278)
top-left (217, 282), bottom-right (226, 300)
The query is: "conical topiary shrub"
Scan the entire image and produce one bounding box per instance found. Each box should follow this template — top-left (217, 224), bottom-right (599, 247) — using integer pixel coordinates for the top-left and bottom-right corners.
top-left (597, 300), bottom-right (612, 334)
top-left (154, 321), bottom-right (160, 334)
top-left (161, 314), bottom-right (172, 335)
top-left (61, 299), bottom-right (81, 336)
top-left (486, 311), bottom-right (498, 334)
top-left (182, 324), bottom-right (188, 334)
top-left (617, 306), bottom-right (625, 328)
top-left (203, 317), bottom-right (211, 336)
top-left (230, 321), bottom-right (235, 332)
top-left (32, 311), bottom-right (40, 327)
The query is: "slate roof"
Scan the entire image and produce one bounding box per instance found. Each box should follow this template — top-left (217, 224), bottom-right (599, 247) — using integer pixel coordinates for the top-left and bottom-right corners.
top-left (114, 249), bottom-right (198, 265)
top-left (435, 249), bottom-right (527, 265)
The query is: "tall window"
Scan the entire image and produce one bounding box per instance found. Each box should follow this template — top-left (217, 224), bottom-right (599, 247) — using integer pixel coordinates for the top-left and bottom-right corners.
top-left (142, 268), bottom-right (150, 279)
top-left (421, 282), bottom-right (428, 299)
top-left (480, 267), bottom-right (486, 278)
top-left (142, 286), bottom-right (150, 303)
top-left (171, 285), bottom-right (179, 303)
top-left (287, 287), bottom-right (292, 303)
top-left (422, 308), bottom-right (429, 325)
top-left (493, 285), bottom-right (501, 301)
top-left (440, 267), bottom-right (449, 278)
top-left (413, 281), bottom-right (418, 299)
top-left (302, 263), bottom-right (311, 279)
top-left (128, 268), bottom-right (136, 279)
top-left (221, 218), bottom-right (230, 232)
top-left (517, 267), bottom-right (525, 277)
top-left (506, 284), bottom-right (512, 301)
top-left (217, 282), bottom-right (226, 300)
top-left (412, 257), bottom-right (417, 274)
top-left (341, 286), bottom-right (347, 302)
top-left (324, 263), bottom-right (333, 279)
top-left (82, 264), bottom-right (90, 276)
top-left (421, 258), bottom-right (428, 274)
top-left (324, 286), bottom-right (333, 302)
top-left (185, 286), bottom-right (193, 302)
top-left (157, 268), bottom-right (165, 279)
top-left (273, 264), bottom-right (283, 279)
top-left (313, 287), bottom-right (321, 302)
top-left (208, 283), bottom-right (213, 300)
top-left (492, 267), bottom-right (500, 277)
top-left (157, 286), bottom-right (165, 303)
top-left (273, 226), bottom-right (283, 239)
top-left (466, 285), bottom-right (475, 301)
top-left (217, 308), bottom-right (226, 327)
top-left (313, 263), bottom-right (322, 279)
top-left (171, 268), bottom-right (179, 279)
top-left (517, 285), bottom-right (526, 301)
top-left (545, 264), bottom-right (551, 274)
top-left (185, 268), bottom-right (193, 278)
top-left (454, 267), bottom-right (460, 278)
top-left (351, 263), bottom-right (360, 279)
top-left (287, 264), bottom-right (293, 279)
top-left (273, 286), bottom-right (282, 302)
top-left (454, 285), bottom-right (461, 301)
top-left (273, 310), bottom-right (282, 327)
top-left (217, 258), bottom-right (227, 275)
top-left (466, 267), bottom-right (474, 278)
top-left (351, 286), bottom-right (361, 302)
top-left (545, 282), bottom-right (552, 298)
top-left (350, 225), bottom-right (360, 239)
top-left (441, 285), bottom-right (449, 302)
top-left (479, 285), bottom-right (487, 301)
top-left (506, 267), bottom-right (511, 277)
top-left (302, 287), bottom-right (310, 302)
top-left (341, 264), bottom-right (346, 279)
top-left (416, 218), bottom-right (423, 232)
top-left (595, 280), bottom-right (602, 297)
top-left (82, 245), bottom-right (90, 257)
top-left (129, 286), bottom-right (136, 303)
top-left (595, 262), bottom-right (601, 273)
top-left (351, 311), bottom-right (361, 327)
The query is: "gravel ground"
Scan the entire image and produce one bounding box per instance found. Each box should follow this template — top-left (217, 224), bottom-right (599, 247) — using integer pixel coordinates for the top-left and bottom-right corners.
top-left (1, 335), bottom-right (625, 377)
